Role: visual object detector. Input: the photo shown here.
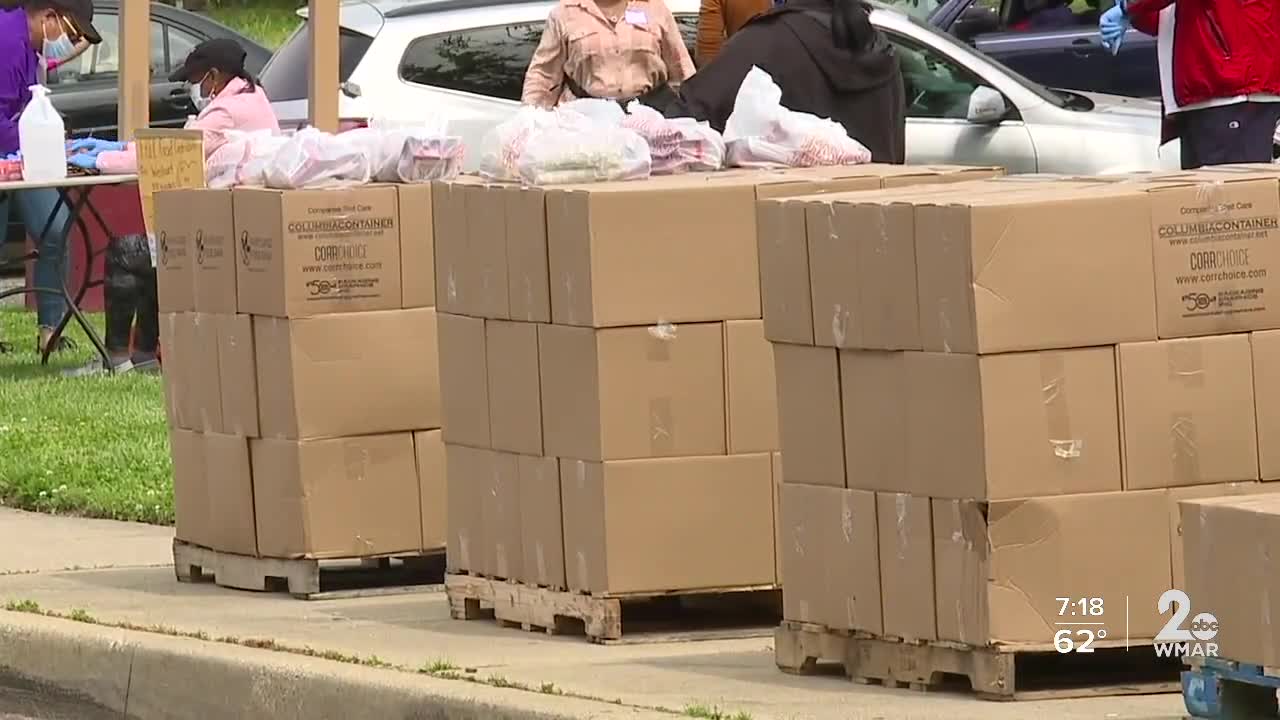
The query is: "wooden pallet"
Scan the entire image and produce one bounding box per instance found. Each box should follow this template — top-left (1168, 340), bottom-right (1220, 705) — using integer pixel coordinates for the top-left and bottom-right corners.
top-left (445, 573), bottom-right (781, 644)
top-left (173, 539), bottom-right (446, 600)
top-left (1183, 657), bottom-right (1280, 718)
top-left (775, 620), bottom-right (1182, 701)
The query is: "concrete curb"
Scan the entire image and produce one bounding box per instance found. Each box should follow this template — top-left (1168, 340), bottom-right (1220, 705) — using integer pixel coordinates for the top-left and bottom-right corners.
top-left (0, 612), bottom-right (673, 720)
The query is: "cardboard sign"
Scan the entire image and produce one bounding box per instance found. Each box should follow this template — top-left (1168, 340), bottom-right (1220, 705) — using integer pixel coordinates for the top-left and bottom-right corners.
top-left (135, 128), bottom-right (205, 240)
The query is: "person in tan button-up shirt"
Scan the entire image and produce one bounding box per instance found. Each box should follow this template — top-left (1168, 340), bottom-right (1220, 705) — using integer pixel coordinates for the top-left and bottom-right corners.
top-left (695, 0), bottom-right (773, 66)
top-left (522, 0), bottom-right (694, 109)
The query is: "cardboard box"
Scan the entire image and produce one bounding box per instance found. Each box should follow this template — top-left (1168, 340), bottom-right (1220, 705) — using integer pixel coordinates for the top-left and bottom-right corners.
top-left (155, 189), bottom-right (196, 313)
top-left (539, 322), bottom-right (726, 461)
top-left (234, 186), bottom-right (402, 317)
top-left (774, 343), bottom-right (844, 487)
top-left (445, 443), bottom-right (490, 573)
top-left (1252, 330), bottom-right (1280, 480)
top-left (840, 350), bottom-right (907, 494)
top-left (159, 312), bottom-right (188, 430)
top-left (437, 312), bottom-right (490, 449)
top-left (203, 432), bottom-right (257, 556)
top-left (771, 452), bottom-right (783, 583)
top-left (560, 454), bottom-right (775, 594)
top-left (1143, 176), bottom-right (1280, 338)
top-left (483, 452), bottom-right (523, 580)
top-left (878, 492), bottom-right (934, 641)
top-left (897, 347), bottom-right (1122, 499)
top-left (486, 320), bottom-right (543, 455)
top-left (255, 308), bottom-right (441, 440)
top-left (415, 430), bottom-right (446, 552)
top-left (933, 490), bottom-right (1170, 645)
top-left (1167, 482), bottom-right (1278, 588)
top-left (779, 483), bottom-right (881, 633)
top-left (546, 178), bottom-right (762, 327)
top-left (518, 455), bottom-right (564, 588)
top-left (807, 195), bottom-right (920, 350)
top-left (431, 180), bottom-right (509, 319)
top-left (188, 189), bottom-right (236, 313)
top-left (505, 186), bottom-right (551, 323)
top-left (1118, 335), bottom-right (1258, 489)
top-left (758, 198), bottom-right (816, 345)
top-left (190, 313), bottom-right (224, 433)
top-left (725, 320), bottom-right (779, 453)
top-left (216, 314), bottom-right (258, 437)
top-left (169, 428), bottom-right (206, 546)
top-left (398, 184), bottom-right (435, 309)
top-left (1181, 494), bottom-right (1280, 665)
top-left (916, 187), bottom-right (1158, 353)
top-left (252, 433), bottom-right (422, 559)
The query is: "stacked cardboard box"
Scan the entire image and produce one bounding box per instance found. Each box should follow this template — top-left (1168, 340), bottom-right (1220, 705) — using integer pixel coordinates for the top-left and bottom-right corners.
top-left (766, 167), bottom-right (1280, 647)
top-left (433, 164), bottom-right (1002, 596)
top-left (155, 184), bottom-right (445, 560)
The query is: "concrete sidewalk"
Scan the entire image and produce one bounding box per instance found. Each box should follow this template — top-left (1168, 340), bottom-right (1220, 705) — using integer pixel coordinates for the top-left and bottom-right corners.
top-left (0, 508), bottom-right (1187, 720)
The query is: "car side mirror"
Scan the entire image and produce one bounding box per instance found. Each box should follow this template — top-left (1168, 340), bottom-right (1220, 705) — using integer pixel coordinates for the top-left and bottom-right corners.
top-left (966, 86), bottom-right (1009, 124)
top-left (953, 4), bottom-right (999, 42)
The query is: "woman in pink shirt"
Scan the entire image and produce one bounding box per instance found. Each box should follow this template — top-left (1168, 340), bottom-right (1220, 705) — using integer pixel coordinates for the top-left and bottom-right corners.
top-left (70, 38), bottom-right (280, 174)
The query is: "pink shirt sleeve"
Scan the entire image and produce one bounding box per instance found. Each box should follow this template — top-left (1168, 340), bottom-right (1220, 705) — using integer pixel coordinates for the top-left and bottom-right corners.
top-left (95, 106), bottom-right (239, 175)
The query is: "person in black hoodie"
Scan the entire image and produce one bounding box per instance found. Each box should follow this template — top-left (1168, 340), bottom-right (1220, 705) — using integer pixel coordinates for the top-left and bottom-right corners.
top-left (665, 0), bottom-right (905, 164)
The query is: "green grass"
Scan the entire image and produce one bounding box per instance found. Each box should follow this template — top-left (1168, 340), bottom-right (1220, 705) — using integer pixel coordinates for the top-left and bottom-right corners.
top-left (0, 308), bottom-right (172, 525)
top-left (202, 1), bottom-right (303, 51)
top-left (683, 705), bottom-right (752, 720)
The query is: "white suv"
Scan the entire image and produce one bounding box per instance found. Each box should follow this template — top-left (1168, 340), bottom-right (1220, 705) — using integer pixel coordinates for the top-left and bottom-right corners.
top-left (259, 0), bottom-right (1180, 173)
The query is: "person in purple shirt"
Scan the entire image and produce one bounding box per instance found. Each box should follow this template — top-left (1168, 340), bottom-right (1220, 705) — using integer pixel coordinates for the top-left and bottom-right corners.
top-left (0, 0), bottom-right (100, 355)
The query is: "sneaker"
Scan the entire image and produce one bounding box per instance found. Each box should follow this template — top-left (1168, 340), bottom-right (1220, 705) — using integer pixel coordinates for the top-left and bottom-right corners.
top-left (62, 357), bottom-right (134, 378)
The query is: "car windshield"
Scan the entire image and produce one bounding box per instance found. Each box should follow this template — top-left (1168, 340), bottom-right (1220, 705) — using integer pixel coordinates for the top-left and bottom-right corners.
top-left (260, 23), bottom-right (374, 102)
top-left (891, 6), bottom-right (1068, 108)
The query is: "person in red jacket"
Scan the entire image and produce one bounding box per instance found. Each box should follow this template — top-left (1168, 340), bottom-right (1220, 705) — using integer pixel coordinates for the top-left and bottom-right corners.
top-left (1102, 0), bottom-right (1280, 169)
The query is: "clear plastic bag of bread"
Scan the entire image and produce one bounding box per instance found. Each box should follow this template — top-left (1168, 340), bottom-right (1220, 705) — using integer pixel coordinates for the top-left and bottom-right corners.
top-left (205, 129), bottom-right (289, 188)
top-left (481, 103), bottom-right (651, 184)
top-left (345, 115), bottom-right (465, 183)
top-left (264, 127), bottom-right (372, 189)
top-left (723, 66), bottom-right (872, 168)
top-left (622, 101), bottom-right (724, 174)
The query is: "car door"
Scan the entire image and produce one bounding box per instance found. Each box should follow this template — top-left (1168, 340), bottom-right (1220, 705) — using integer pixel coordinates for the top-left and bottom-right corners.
top-left (49, 12), bottom-right (192, 138)
top-left (888, 30), bottom-right (1039, 172)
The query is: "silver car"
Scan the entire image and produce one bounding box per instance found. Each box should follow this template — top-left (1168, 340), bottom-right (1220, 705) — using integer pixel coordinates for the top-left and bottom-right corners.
top-left (261, 0), bottom-right (1181, 174)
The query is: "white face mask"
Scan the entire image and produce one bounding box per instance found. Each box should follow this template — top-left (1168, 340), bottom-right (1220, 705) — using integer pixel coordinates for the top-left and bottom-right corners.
top-left (188, 73), bottom-right (211, 111)
top-left (42, 16), bottom-right (75, 60)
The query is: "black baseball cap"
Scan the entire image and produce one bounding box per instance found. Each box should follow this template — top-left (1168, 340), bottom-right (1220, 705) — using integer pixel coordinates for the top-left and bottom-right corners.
top-left (168, 38), bottom-right (247, 82)
top-left (49, 0), bottom-right (101, 45)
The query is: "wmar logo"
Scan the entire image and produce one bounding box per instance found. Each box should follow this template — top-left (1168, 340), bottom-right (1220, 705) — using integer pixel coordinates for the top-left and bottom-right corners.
top-left (1182, 292), bottom-right (1217, 312)
top-left (239, 231), bottom-right (252, 266)
top-left (194, 230), bottom-right (206, 266)
top-left (306, 279), bottom-right (347, 296)
top-left (157, 231), bottom-right (169, 267)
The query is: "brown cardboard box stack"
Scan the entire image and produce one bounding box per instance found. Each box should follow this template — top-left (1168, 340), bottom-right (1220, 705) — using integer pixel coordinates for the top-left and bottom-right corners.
top-left (434, 164), bottom-right (1001, 595)
top-left (766, 166), bottom-right (1280, 647)
top-left (155, 184), bottom-right (445, 560)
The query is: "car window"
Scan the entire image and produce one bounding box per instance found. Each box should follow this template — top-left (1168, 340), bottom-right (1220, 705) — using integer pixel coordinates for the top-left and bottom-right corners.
top-left (999, 0), bottom-right (1110, 30)
top-left (261, 24), bottom-right (374, 102)
top-left (50, 13), bottom-right (169, 84)
top-left (399, 17), bottom-right (700, 101)
top-left (400, 22), bottom-right (546, 101)
top-left (882, 0), bottom-right (952, 21)
top-left (167, 25), bottom-right (202, 74)
top-left (889, 32), bottom-right (988, 119)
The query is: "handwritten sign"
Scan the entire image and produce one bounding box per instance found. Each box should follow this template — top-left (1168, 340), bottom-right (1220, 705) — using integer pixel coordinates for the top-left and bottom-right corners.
top-left (134, 129), bottom-right (205, 240)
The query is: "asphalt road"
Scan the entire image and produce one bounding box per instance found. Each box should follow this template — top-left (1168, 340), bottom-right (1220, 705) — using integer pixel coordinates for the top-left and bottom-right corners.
top-left (0, 672), bottom-right (120, 720)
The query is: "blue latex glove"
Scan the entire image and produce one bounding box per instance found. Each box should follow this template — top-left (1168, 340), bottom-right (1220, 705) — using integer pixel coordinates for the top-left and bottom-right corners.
top-left (67, 152), bottom-right (100, 170)
top-left (1099, 2), bottom-right (1130, 55)
top-left (66, 138), bottom-right (125, 154)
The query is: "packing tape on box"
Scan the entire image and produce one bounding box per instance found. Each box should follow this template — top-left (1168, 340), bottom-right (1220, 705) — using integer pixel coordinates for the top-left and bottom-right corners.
top-left (895, 493), bottom-right (909, 562)
top-left (343, 443), bottom-right (377, 555)
top-left (647, 322), bottom-right (676, 455)
top-left (1168, 341), bottom-right (1205, 486)
top-left (817, 204), bottom-right (853, 347)
top-left (535, 542), bottom-right (549, 587)
top-left (573, 460), bottom-right (590, 589)
top-left (1040, 353), bottom-right (1083, 461)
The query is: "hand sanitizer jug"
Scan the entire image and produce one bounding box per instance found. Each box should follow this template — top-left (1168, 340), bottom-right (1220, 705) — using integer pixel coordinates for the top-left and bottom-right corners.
top-left (19, 85), bottom-right (66, 182)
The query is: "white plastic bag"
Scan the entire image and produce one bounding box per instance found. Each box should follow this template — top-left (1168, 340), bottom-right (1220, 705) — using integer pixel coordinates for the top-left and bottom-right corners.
top-left (265, 127), bottom-right (371, 189)
top-left (516, 123), bottom-right (651, 184)
top-left (343, 116), bottom-right (465, 183)
top-left (623, 101), bottom-right (724, 174)
top-left (479, 106), bottom-right (560, 181)
top-left (723, 66), bottom-right (872, 168)
top-left (205, 129), bottom-right (287, 188)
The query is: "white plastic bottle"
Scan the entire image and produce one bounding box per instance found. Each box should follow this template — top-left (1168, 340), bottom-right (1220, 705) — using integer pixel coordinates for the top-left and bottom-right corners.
top-left (19, 85), bottom-right (66, 182)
